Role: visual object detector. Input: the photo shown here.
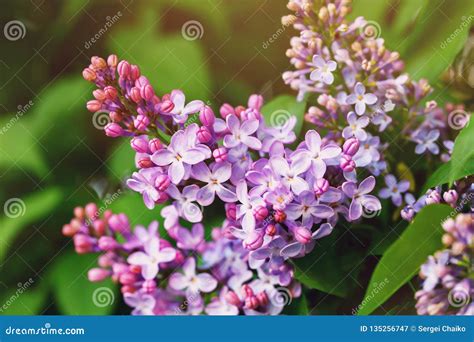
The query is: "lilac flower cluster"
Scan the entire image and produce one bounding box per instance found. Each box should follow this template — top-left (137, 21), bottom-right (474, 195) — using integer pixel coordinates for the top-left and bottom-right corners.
top-left (282, 0), bottom-right (468, 210)
top-left (415, 213), bottom-right (474, 315)
top-left (63, 204), bottom-right (301, 315)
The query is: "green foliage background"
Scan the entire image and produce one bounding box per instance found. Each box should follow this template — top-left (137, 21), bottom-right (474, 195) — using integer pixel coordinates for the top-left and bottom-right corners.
top-left (0, 0), bottom-right (472, 315)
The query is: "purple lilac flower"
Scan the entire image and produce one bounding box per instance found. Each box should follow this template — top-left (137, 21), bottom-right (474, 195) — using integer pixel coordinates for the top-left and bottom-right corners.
top-left (285, 191), bottom-right (334, 226)
top-left (127, 238), bottom-right (176, 280)
top-left (176, 224), bottom-right (204, 251)
top-left (342, 112), bottom-right (369, 140)
top-left (224, 115), bottom-right (262, 150)
top-left (167, 184), bottom-right (203, 223)
top-left (353, 135), bottom-right (381, 167)
top-left (124, 291), bottom-right (156, 315)
top-left (246, 167), bottom-right (279, 196)
top-left (346, 82), bottom-right (377, 115)
top-left (205, 287), bottom-right (239, 315)
top-left (235, 180), bottom-right (266, 232)
top-left (126, 167), bottom-right (164, 209)
top-left (169, 90), bottom-right (204, 124)
top-left (169, 257), bottom-right (218, 298)
top-left (292, 130), bottom-right (341, 179)
top-left (413, 129), bottom-right (440, 155)
top-left (379, 174), bottom-right (410, 206)
top-left (151, 124), bottom-right (210, 184)
top-left (269, 157), bottom-right (309, 195)
top-left (193, 162), bottom-right (236, 205)
top-left (342, 176), bottom-right (381, 221)
top-left (280, 223), bottom-right (333, 258)
top-left (310, 55), bottom-right (337, 85)
top-left (261, 116), bottom-right (297, 152)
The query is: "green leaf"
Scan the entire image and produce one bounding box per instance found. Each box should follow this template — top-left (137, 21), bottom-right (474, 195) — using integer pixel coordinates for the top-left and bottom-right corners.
top-left (0, 116), bottom-right (48, 178)
top-left (0, 188), bottom-right (63, 262)
top-left (422, 118), bottom-right (474, 191)
top-left (261, 95), bottom-right (306, 136)
top-left (49, 252), bottom-right (117, 315)
top-left (0, 280), bottom-right (48, 315)
top-left (282, 292), bottom-right (309, 315)
top-left (107, 140), bottom-right (136, 182)
top-left (357, 204), bottom-right (452, 315)
top-left (293, 229), bottom-right (366, 298)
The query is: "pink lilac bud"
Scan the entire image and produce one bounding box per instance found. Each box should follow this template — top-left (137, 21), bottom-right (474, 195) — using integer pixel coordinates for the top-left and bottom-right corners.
top-left (73, 234), bottom-right (94, 254)
top-left (109, 111), bottom-right (122, 122)
top-left (98, 236), bottom-right (119, 251)
top-left (140, 84), bottom-right (154, 101)
top-left (213, 147), bottom-right (228, 163)
top-left (256, 291), bottom-right (268, 306)
top-left (160, 100), bottom-right (174, 113)
top-left (340, 154), bottom-right (356, 172)
top-left (248, 94), bottom-right (264, 111)
top-left (119, 272), bottom-right (137, 285)
top-left (225, 291), bottom-right (241, 306)
top-left (98, 253), bottom-right (114, 268)
top-left (401, 206), bottom-right (415, 221)
top-left (241, 108), bottom-right (261, 121)
top-left (108, 213), bottom-right (130, 234)
top-left (91, 56), bottom-right (107, 69)
top-left (266, 224), bottom-right (277, 236)
top-left (197, 126), bottom-right (212, 143)
top-left (130, 65), bottom-right (140, 80)
top-left (245, 296), bottom-right (259, 310)
top-left (225, 203), bottom-right (237, 220)
top-left (442, 190), bottom-right (458, 205)
top-left (148, 138), bottom-right (163, 153)
top-left (105, 123), bottom-right (124, 137)
top-left (343, 138), bottom-right (360, 156)
top-left (155, 174), bottom-right (171, 192)
top-left (88, 268), bottom-right (110, 282)
top-left (142, 280), bottom-right (156, 293)
top-left (74, 206), bottom-right (85, 220)
top-left (138, 157), bottom-right (154, 169)
top-left (314, 178), bottom-right (329, 195)
top-left (82, 68), bottom-right (96, 81)
top-left (86, 100), bottom-right (102, 112)
top-left (199, 105), bottom-right (215, 127)
top-left (254, 206), bottom-right (269, 221)
top-left (93, 220), bottom-right (106, 236)
top-left (220, 103), bottom-right (235, 118)
top-left (104, 86), bottom-right (118, 100)
top-left (294, 226), bottom-right (312, 244)
top-left (121, 285), bottom-right (135, 294)
top-left (135, 76), bottom-right (149, 88)
top-left (93, 89), bottom-right (106, 101)
top-left (62, 223), bottom-right (78, 237)
top-left (130, 87), bottom-right (142, 103)
top-left (156, 191), bottom-right (169, 204)
top-left (107, 54), bottom-right (118, 68)
top-left (243, 284), bottom-right (254, 297)
top-left (117, 60), bottom-right (130, 77)
top-left (85, 203), bottom-right (98, 220)
top-left (129, 264), bottom-right (141, 274)
top-left (425, 190), bottom-right (441, 205)
top-left (244, 230), bottom-right (264, 250)
top-left (274, 210), bottom-right (286, 223)
top-left (131, 137), bottom-right (149, 153)
top-left (234, 106), bottom-right (246, 118)
top-left (134, 115), bottom-right (150, 131)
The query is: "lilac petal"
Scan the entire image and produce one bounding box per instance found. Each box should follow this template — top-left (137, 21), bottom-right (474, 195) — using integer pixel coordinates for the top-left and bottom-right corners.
top-left (127, 178), bottom-right (147, 192)
top-left (169, 161), bottom-right (185, 184)
top-left (379, 188), bottom-right (391, 199)
top-left (251, 248), bottom-right (271, 260)
top-left (291, 157), bottom-right (309, 175)
top-left (270, 157), bottom-right (290, 176)
top-left (151, 150), bottom-right (175, 166)
top-left (320, 145), bottom-right (341, 159)
top-left (213, 162), bottom-right (232, 182)
top-left (342, 127), bottom-right (353, 139)
top-left (342, 181), bottom-right (357, 197)
top-left (192, 162), bottom-right (211, 182)
top-left (197, 185), bottom-right (215, 206)
top-left (183, 202), bottom-right (203, 222)
top-left (197, 273), bottom-right (218, 292)
top-left (310, 158), bottom-right (327, 179)
top-left (226, 114), bottom-right (240, 133)
top-left (313, 205), bottom-right (334, 218)
top-left (280, 242), bottom-right (303, 258)
top-left (312, 55), bottom-right (325, 67)
top-left (385, 174), bottom-right (397, 187)
top-left (246, 171), bottom-right (265, 185)
top-left (327, 60), bottom-right (337, 71)
top-left (305, 130), bottom-right (321, 153)
top-left (312, 223), bottom-right (333, 239)
top-left (241, 135), bottom-right (262, 150)
top-left (349, 200), bottom-right (362, 220)
top-left (216, 185), bottom-right (237, 202)
top-left (347, 112), bottom-right (357, 124)
top-left (242, 211), bottom-right (256, 232)
top-left (236, 180), bottom-right (248, 204)
top-left (398, 180), bottom-right (410, 192)
top-left (124, 293), bottom-right (139, 307)
top-left (291, 177), bottom-right (309, 195)
top-left (285, 203), bottom-right (302, 220)
top-left (364, 93), bottom-right (377, 105)
top-left (240, 119), bottom-right (259, 135)
top-left (358, 116), bottom-right (370, 127)
top-left (355, 101), bottom-right (366, 115)
top-left (170, 90), bottom-right (185, 112)
top-left (143, 191), bottom-right (156, 209)
top-left (322, 72), bottom-right (334, 84)
top-left (182, 100), bottom-right (204, 115)
top-left (361, 195), bottom-right (381, 211)
top-left (310, 69), bottom-right (322, 81)
top-left (127, 252), bottom-right (149, 266)
top-left (358, 176), bottom-right (376, 195)
top-left (345, 94), bottom-right (357, 105)
top-left (354, 82), bottom-right (365, 95)
top-left (355, 129), bottom-right (367, 141)
top-left (392, 194), bottom-right (402, 207)
top-left (169, 272), bottom-right (187, 290)
top-left (141, 263), bottom-right (159, 280)
top-left (181, 148), bottom-right (206, 165)
top-left (415, 144), bottom-right (426, 155)
top-left (223, 134), bottom-right (239, 148)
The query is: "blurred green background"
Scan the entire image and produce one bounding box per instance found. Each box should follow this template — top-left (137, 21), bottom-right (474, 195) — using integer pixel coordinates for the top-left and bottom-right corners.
top-left (0, 0), bottom-right (472, 315)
